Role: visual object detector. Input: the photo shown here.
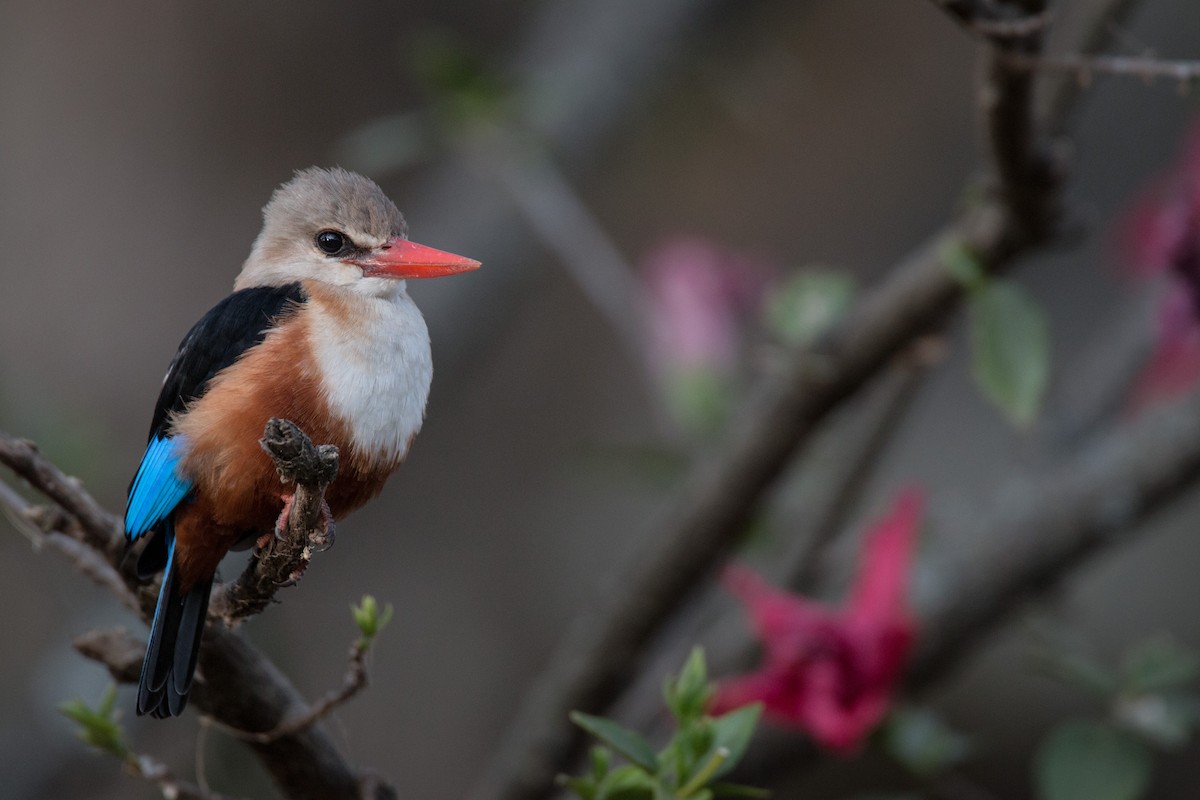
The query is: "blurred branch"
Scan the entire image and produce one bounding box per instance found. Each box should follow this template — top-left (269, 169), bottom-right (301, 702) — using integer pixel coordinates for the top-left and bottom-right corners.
top-left (1002, 51), bottom-right (1200, 86)
top-left (0, 434), bottom-right (122, 557)
top-left (469, 2), bottom-right (1060, 794)
top-left (743, 378), bottom-right (1200, 779)
top-left (126, 750), bottom-right (241, 800)
top-left (606, 345), bottom-right (937, 743)
top-left (0, 427), bottom-right (397, 800)
top-left (474, 133), bottom-right (655, 384)
top-left (780, 345), bottom-right (936, 593)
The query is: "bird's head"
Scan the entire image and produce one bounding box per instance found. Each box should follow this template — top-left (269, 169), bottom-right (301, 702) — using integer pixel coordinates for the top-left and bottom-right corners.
top-left (235, 167), bottom-right (480, 296)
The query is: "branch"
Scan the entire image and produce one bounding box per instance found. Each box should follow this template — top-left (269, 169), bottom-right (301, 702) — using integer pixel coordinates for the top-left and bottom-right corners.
top-left (742, 381), bottom-right (1200, 779)
top-left (226, 634), bottom-right (375, 745)
top-left (1, 427), bottom-right (397, 800)
top-left (209, 419), bottom-right (339, 625)
top-left (0, 435), bottom-right (122, 556)
top-left (1002, 50), bottom-right (1200, 86)
top-left (127, 750), bottom-right (242, 800)
top-left (468, 3), bottom-right (1061, 796)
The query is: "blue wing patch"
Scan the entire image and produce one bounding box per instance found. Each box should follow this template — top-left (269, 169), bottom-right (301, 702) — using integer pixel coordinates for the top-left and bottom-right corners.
top-left (125, 435), bottom-right (192, 540)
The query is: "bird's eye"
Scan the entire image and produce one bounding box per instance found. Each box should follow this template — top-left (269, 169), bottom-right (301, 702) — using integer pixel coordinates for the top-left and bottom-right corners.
top-left (315, 230), bottom-right (349, 256)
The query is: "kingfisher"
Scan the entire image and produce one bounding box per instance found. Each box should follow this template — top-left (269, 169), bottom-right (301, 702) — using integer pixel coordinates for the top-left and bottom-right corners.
top-left (124, 167), bottom-right (480, 718)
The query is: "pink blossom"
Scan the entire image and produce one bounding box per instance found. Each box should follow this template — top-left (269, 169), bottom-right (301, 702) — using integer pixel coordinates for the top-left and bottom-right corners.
top-left (711, 488), bottom-right (924, 753)
top-left (1121, 119), bottom-right (1200, 411)
top-left (1122, 121), bottom-right (1200, 291)
top-left (644, 237), bottom-right (767, 374)
top-left (1128, 286), bottom-right (1200, 414)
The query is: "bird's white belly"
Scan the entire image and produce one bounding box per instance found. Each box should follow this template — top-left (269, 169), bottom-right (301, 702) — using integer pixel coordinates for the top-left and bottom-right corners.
top-left (307, 290), bottom-right (432, 463)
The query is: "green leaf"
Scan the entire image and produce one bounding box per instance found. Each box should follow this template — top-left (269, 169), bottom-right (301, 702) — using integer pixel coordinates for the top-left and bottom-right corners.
top-left (705, 704), bottom-right (762, 780)
top-left (560, 775), bottom-right (599, 800)
top-left (665, 369), bottom-right (731, 437)
top-left (883, 707), bottom-right (971, 778)
top-left (571, 712), bottom-right (660, 772)
top-left (595, 765), bottom-right (658, 800)
top-left (351, 595), bottom-right (394, 643)
top-left (968, 279), bottom-right (1050, 428)
top-left (59, 685), bottom-right (128, 758)
top-left (710, 782), bottom-right (772, 798)
top-left (1114, 693), bottom-right (1194, 749)
top-left (941, 240), bottom-right (987, 291)
top-left (591, 746), bottom-right (613, 781)
top-left (1034, 720), bottom-right (1152, 800)
top-left (1121, 638), bottom-right (1200, 694)
top-left (1037, 650), bottom-right (1120, 697)
top-left (665, 648), bottom-right (713, 723)
top-left (764, 270), bottom-right (855, 347)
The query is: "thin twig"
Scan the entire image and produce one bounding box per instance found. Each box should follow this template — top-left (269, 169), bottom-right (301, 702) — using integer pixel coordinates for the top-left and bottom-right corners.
top-left (476, 133), bottom-right (656, 385)
top-left (0, 433), bottom-right (122, 556)
top-left (218, 637), bottom-right (374, 744)
top-left (781, 345), bottom-right (936, 593)
top-left (127, 750), bottom-right (244, 800)
top-left (1002, 51), bottom-right (1200, 86)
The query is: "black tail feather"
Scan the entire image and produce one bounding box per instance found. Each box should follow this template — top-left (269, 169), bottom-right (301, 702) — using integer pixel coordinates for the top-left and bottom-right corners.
top-left (138, 523), bottom-right (211, 719)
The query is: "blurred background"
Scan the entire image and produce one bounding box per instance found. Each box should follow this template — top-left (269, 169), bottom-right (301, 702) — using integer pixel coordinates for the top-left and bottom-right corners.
top-left (2, 1), bottom-right (1200, 798)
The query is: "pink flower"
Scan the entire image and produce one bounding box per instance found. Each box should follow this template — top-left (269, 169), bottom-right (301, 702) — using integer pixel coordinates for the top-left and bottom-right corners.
top-left (644, 237), bottom-right (767, 375)
top-left (1122, 121), bottom-right (1200, 295)
top-left (1128, 286), bottom-right (1200, 414)
top-left (642, 237), bottom-right (770, 431)
top-left (711, 488), bottom-right (924, 754)
top-left (1121, 119), bottom-right (1200, 411)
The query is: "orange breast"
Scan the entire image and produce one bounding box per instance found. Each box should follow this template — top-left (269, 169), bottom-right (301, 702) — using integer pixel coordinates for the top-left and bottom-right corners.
top-left (168, 310), bottom-right (400, 589)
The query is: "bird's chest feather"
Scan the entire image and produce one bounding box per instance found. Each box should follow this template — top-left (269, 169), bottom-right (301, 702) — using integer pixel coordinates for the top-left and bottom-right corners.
top-left (306, 285), bottom-right (432, 466)
top-left (173, 285), bottom-right (430, 531)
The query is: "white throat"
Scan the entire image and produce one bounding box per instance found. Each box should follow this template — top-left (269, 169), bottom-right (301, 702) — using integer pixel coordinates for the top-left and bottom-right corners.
top-left (306, 287), bottom-right (432, 463)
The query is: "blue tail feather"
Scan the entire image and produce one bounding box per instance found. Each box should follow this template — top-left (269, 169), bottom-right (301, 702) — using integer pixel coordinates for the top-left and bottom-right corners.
top-left (137, 525), bottom-right (212, 718)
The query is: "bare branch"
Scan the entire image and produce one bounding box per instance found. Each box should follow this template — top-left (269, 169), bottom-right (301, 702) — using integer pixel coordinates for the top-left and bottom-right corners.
top-left (0, 433), bottom-right (122, 556)
top-left (1003, 50), bottom-right (1200, 87)
top-left (128, 751), bottom-right (242, 800)
top-left (221, 636), bottom-right (374, 745)
top-left (74, 628), bottom-right (145, 684)
top-left (209, 419), bottom-right (339, 625)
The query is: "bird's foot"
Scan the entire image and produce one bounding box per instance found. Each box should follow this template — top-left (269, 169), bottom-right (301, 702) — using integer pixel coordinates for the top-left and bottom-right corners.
top-left (271, 492), bottom-right (297, 541)
top-left (311, 500), bottom-right (335, 552)
top-left (270, 492), bottom-right (335, 551)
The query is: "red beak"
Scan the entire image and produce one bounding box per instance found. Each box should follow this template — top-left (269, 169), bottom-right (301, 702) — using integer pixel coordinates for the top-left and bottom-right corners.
top-left (349, 237), bottom-right (481, 279)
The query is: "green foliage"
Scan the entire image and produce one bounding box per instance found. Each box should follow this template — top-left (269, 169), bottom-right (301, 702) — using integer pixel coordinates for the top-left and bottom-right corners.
top-left (562, 648), bottom-right (766, 800)
top-left (763, 269), bottom-right (856, 347)
top-left (409, 27), bottom-right (512, 126)
top-left (1033, 634), bottom-right (1200, 798)
top-left (59, 685), bottom-right (128, 759)
top-left (351, 594), bottom-right (394, 648)
top-left (665, 368), bottom-right (732, 438)
top-left (1120, 637), bottom-right (1200, 695)
top-left (883, 707), bottom-right (971, 779)
top-left (1034, 720), bottom-right (1152, 800)
top-left (943, 241), bottom-right (1049, 428)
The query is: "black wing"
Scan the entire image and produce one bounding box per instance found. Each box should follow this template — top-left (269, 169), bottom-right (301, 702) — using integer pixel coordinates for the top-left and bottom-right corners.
top-left (147, 283), bottom-right (307, 440)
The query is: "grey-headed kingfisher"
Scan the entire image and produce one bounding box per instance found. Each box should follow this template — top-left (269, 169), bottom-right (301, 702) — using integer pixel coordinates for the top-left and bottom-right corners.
top-left (124, 167), bottom-right (480, 717)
